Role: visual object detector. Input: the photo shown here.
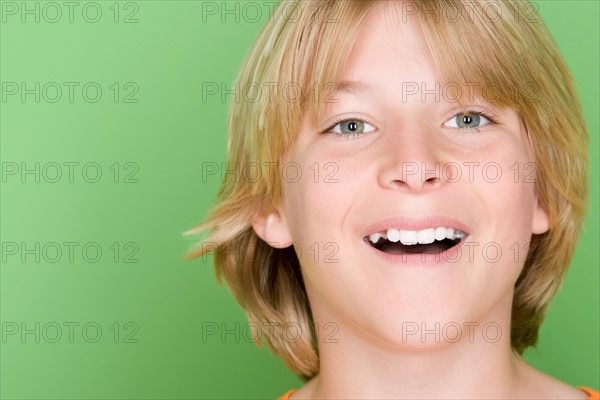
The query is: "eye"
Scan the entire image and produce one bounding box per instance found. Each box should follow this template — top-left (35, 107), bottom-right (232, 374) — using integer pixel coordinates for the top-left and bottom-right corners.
top-left (323, 118), bottom-right (377, 137)
top-left (444, 110), bottom-right (496, 131)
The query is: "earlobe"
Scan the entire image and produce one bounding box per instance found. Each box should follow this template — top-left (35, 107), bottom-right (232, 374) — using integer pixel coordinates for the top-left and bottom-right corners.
top-left (531, 198), bottom-right (550, 234)
top-left (251, 211), bottom-right (293, 248)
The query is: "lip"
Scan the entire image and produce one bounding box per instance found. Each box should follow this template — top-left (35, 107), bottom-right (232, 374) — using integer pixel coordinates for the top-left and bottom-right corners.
top-left (361, 215), bottom-right (472, 266)
top-left (362, 216), bottom-right (471, 238)
top-left (362, 234), bottom-right (470, 266)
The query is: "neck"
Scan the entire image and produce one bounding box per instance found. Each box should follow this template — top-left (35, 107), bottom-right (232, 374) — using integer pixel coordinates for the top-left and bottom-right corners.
top-left (305, 296), bottom-right (531, 399)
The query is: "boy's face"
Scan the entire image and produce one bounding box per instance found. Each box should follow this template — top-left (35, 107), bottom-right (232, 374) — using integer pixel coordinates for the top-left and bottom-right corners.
top-left (253, 5), bottom-right (549, 348)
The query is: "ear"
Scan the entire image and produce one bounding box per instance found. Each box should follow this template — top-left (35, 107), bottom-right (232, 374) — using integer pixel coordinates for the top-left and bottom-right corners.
top-left (531, 196), bottom-right (550, 234)
top-left (252, 210), bottom-right (293, 248)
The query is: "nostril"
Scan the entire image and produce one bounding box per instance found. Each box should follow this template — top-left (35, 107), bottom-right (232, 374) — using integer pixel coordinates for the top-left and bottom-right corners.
top-left (386, 170), bottom-right (444, 190)
top-left (390, 179), bottom-right (406, 188)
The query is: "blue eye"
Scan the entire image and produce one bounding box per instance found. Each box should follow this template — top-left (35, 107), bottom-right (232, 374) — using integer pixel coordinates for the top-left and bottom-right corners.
top-left (324, 118), bottom-right (377, 136)
top-left (444, 111), bottom-right (496, 131)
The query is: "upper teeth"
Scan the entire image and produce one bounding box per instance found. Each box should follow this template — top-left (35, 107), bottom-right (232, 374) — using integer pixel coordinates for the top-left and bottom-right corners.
top-left (367, 227), bottom-right (465, 245)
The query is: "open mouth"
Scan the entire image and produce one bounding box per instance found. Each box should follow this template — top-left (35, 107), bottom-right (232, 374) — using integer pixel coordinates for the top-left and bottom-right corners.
top-left (364, 227), bottom-right (467, 255)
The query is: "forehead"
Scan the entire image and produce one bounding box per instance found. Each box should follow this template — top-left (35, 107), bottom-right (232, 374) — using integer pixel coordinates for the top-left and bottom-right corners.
top-left (326, 2), bottom-right (468, 109)
top-left (348, 3), bottom-right (433, 70)
top-left (335, 4), bottom-right (446, 104)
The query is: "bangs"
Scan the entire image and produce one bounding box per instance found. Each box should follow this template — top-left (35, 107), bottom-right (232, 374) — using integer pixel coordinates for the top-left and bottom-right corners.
top-left (272, 0), bottom-right (552, 143)
top-left (417, 0), bottom-right (547, 111)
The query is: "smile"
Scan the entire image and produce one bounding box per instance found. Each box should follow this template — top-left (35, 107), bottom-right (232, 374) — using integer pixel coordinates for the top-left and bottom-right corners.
top-left (363, 226), bottom-right (468, 255)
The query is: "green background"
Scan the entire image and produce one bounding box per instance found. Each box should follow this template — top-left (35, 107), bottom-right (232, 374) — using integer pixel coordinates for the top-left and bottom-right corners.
top-left (0, 1), bottom-right (598, 398)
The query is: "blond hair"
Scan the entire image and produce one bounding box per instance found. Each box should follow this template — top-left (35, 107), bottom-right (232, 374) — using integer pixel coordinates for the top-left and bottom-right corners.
top-left (186, 0), bottom-right (589, 380)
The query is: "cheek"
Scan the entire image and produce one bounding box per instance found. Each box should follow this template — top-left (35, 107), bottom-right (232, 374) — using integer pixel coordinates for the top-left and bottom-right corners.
top-left (284, 140), bottom-right (350, 214)
top-left (474, 154), bottom-right (538, 255)
top-left (282, 165), bottom-right (346, 243)
top-left (281, 155), bottom-right (366, 270)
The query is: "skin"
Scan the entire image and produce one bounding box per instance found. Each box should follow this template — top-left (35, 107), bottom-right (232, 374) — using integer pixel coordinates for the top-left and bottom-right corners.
top-left (253, 3), bottom-right (587, 399)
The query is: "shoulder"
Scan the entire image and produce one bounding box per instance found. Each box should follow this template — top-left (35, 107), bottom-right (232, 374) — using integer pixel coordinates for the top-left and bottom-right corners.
top-left (277, 389), bottom-right (296, 400)
top-left (516, 362), bottom-right (591, 399)
top-left (278, 376), bottom-right (318, 399)
top-left (578, 387), bottom-right (600, 400)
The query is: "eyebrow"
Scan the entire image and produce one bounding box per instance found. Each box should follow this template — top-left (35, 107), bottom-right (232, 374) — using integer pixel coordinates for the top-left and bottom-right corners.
top-left (336, 80), bottom-right (374, 95)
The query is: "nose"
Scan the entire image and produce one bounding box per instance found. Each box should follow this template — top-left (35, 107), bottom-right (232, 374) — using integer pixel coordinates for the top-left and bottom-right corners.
top-left (377, 126), bottom-right (451, 192)
top-left (387, 163), bottom-right (441, 191)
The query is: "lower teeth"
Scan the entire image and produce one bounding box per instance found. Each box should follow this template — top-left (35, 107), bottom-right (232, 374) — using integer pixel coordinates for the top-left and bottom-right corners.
top-left (374, 239), bottom-right (459, 254)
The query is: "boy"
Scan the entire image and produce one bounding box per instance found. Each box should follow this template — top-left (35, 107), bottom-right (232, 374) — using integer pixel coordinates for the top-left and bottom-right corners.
top-left (187, 1), bottom-right (598, 398)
